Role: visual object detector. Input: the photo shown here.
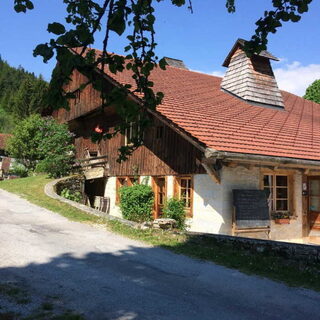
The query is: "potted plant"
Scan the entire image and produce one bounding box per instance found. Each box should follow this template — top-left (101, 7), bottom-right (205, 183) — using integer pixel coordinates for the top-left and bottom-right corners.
top-left (271, 212), bottom-right (291, 224)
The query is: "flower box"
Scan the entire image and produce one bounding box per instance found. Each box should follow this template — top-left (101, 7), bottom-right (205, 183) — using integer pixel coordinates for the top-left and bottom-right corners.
top-left (274, 218), bottom-right (290, 224)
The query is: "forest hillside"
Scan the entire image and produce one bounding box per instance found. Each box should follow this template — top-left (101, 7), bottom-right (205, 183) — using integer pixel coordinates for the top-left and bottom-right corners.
top-left (0, 56), bottom-right (48, 133)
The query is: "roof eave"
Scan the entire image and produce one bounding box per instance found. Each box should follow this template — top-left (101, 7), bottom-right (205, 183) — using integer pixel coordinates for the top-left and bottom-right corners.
top-left (205, 149), bottom-right (320, 169)
top-left (222, 38), bottom-right (279, 67)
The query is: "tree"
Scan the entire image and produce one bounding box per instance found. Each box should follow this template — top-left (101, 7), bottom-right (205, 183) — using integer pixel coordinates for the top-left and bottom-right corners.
top-left (10, 75), bottom-right (48, 121)
top-left (304, 80), bottom-right (320, 104)
top-left (6, 114), bottom-right (75, 178)
top-left (0, 57), bottom-right (48, 132)
top-left (9, 0), bottom-right (313, 159)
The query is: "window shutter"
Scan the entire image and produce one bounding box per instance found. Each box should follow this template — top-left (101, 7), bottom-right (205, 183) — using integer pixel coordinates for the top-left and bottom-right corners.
top-left (288, 175), bottom-right (295, 217)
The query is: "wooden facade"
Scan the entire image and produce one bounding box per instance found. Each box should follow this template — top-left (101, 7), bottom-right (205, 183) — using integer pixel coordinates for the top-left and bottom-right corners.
top-left (53, 70), bottom-right (113, 123)
top-left (54, 69), bottom-right (205, 177)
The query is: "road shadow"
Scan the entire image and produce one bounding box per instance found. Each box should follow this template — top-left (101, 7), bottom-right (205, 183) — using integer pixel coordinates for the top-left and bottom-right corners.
top-left (1, 236), bottom-right (320, 320)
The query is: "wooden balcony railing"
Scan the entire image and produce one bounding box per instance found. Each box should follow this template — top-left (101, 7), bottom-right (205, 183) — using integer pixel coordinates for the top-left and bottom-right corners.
top-left (74, 155), bottom-right (108, 169)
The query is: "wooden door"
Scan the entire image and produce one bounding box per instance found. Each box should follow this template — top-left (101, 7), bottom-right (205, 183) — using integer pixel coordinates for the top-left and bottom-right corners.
top-left (152, 177), bottom-right (166, 219)
top-left (308, 176), bottom-right (320, 230)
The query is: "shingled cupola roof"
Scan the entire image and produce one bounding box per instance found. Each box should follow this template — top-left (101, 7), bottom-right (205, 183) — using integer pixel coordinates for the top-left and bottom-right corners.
top-left (164, 57), bottom-right (188, 70)
top-left (221, 38), bottom-right (284, 108)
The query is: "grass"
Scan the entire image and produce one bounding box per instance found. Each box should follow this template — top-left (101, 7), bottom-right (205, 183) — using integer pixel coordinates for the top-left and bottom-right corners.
top-left (1, 175), bottom-right (320, 292)
top-left (108, 220), bottom-right (320, 290)
top-left (0, 175), bottom-right (101, 224)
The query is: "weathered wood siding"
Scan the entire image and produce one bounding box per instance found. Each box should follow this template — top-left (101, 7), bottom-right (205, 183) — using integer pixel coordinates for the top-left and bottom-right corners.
top-left (72, 113), bottom-right (205, 176)
top-left (53, 69), bottom-right (205, 176)
top-left (53, 70), bottom-right (112, 123)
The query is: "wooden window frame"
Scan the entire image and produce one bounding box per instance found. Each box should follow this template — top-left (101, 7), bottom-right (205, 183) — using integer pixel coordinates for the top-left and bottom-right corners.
top-left (124, 119), bottom-right (142, 146)
top-left (152, 176), bottom-right (167, 219)
top-left (115, 176), bottom-right (140, 205)
top-left (174, 175), bottom-right (193, 218)
top-left (260, 171), bottom-right (294, 216)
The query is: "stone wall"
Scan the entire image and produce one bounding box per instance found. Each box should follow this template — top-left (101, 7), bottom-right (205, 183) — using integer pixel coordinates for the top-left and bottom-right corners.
top-left (55, 175), bottom-right (85, 199)
top-left (188, 232), bottom-right (320, 264)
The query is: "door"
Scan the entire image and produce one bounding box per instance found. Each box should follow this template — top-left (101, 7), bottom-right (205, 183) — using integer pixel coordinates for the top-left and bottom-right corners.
top-left (308, 176), bottom-right (320, 230)
top-left (152, 177), bottom-right (166, 219)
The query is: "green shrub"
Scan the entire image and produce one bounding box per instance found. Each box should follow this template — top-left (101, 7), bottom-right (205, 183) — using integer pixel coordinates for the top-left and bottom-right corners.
top-left (35, 154), bottom-right (74, 178)
top-left (9, 162), bottom-right (28, 177)
top-left (162, 198), bottom-right (186, 230)
top-left (119, 184), bottom-right (154, 222)
top-left (6, 114), bottom-right (75, 178)
top-left (61, 188), bottom-right (82, 203)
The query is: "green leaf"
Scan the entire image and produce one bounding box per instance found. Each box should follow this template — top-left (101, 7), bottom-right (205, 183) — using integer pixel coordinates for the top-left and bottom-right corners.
top-left (14, 4), bottom-right (26, 13)
top-left (33, 44), bottom-right (54, 63)
top-left (25, 1), bottom-right (34, 10)
top-left (159, 58), bottom-right (168, 70)
top-left (47, 22), bottom-right (66, 35)
top-left (108, 11), bottom-right (126, 36)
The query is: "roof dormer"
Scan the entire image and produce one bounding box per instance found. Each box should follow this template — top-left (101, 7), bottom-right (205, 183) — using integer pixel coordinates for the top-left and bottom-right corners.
top-left (221, 39), bottom-right (284, 108)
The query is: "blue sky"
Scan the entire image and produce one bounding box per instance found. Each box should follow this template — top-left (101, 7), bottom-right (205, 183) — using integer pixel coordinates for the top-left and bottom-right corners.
top-left (0, 0), bottom-right (319, 95)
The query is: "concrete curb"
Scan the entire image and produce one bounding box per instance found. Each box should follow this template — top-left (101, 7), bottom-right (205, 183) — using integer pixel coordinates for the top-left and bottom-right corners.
top-left (44, 177), bottom-right (139, 228)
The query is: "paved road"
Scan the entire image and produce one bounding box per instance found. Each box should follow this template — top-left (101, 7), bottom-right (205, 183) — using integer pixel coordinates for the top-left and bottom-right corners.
top-left (0, 189), bottom-right (319, 320)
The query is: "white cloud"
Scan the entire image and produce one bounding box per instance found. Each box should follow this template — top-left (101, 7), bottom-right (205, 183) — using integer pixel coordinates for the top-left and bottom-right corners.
top-left (208, 70), bottom-right (225, 77)
top-left (273, 61), bottom-right (320, 96)
top-left (191, 69), bottom-right (225, 77)
top-left (195, 61), bottom-right (320, 97)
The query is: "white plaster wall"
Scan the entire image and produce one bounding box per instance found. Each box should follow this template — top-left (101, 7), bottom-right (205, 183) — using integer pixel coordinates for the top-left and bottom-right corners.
top-left (104, 177), bottom-right (122, 218)
top-left (189, 174), bottom-right (223, 234)
top-left (167, 176), bottom-right (174, 198)
top-left (190, 167), bottom-right (304, 241)
top-left (103, 168), bottom-right (304, 241)
top-left (190, 166), bottom-right (260, 234)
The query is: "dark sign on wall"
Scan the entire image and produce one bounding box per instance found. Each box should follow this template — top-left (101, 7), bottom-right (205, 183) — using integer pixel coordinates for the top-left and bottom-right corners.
top-left (233, 189), bottom-right (270, 228)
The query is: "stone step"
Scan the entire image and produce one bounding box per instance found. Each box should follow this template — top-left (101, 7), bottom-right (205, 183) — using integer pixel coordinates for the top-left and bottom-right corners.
top-left (307, 236), bottom-right (320, 245)
top-left (309, 229), bottom-right (320, 237)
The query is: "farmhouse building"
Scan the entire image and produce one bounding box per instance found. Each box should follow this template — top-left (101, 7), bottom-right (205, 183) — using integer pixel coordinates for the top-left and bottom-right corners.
top-left (54, 39), bottom-right (320, 243)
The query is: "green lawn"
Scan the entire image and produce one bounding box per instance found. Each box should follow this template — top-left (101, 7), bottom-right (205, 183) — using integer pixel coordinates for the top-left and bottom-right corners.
top-left (0, 175), bottom-right (319, 292)
top-left (0, 175), bottom-right (101, 223)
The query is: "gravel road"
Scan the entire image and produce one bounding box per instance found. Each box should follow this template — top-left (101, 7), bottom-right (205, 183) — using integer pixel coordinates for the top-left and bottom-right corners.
top-left (0, 188), bottom-right (319, 320)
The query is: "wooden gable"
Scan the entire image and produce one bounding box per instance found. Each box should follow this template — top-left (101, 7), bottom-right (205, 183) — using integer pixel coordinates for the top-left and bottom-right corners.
top-left (54, 68), bottom-right (205, 177)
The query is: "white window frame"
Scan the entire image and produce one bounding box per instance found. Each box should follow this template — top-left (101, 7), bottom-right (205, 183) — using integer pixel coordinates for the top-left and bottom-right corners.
top-left (263, 174), bottom-right (290, 213)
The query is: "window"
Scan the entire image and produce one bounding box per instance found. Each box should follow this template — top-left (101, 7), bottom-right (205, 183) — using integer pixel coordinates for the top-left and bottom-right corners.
top-left (263, 174), bottom-right (290, 212)
top-left (174, 176), bottom-right (193, 217)
top-left (116, 176), bottom-right (139, 204)
top-left (125, 122), bottom-right (141, 146)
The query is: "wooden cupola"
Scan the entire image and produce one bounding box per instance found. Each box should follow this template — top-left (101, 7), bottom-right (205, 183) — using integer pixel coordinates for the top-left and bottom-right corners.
top-left (221, 39), bottom-right (284, 108)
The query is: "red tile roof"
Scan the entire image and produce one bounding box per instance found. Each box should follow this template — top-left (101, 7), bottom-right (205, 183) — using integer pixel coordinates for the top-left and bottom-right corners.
top-left (76, 49), bottom-right (320, 161)
top-left (0, 134), bottom-right (11, 150)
